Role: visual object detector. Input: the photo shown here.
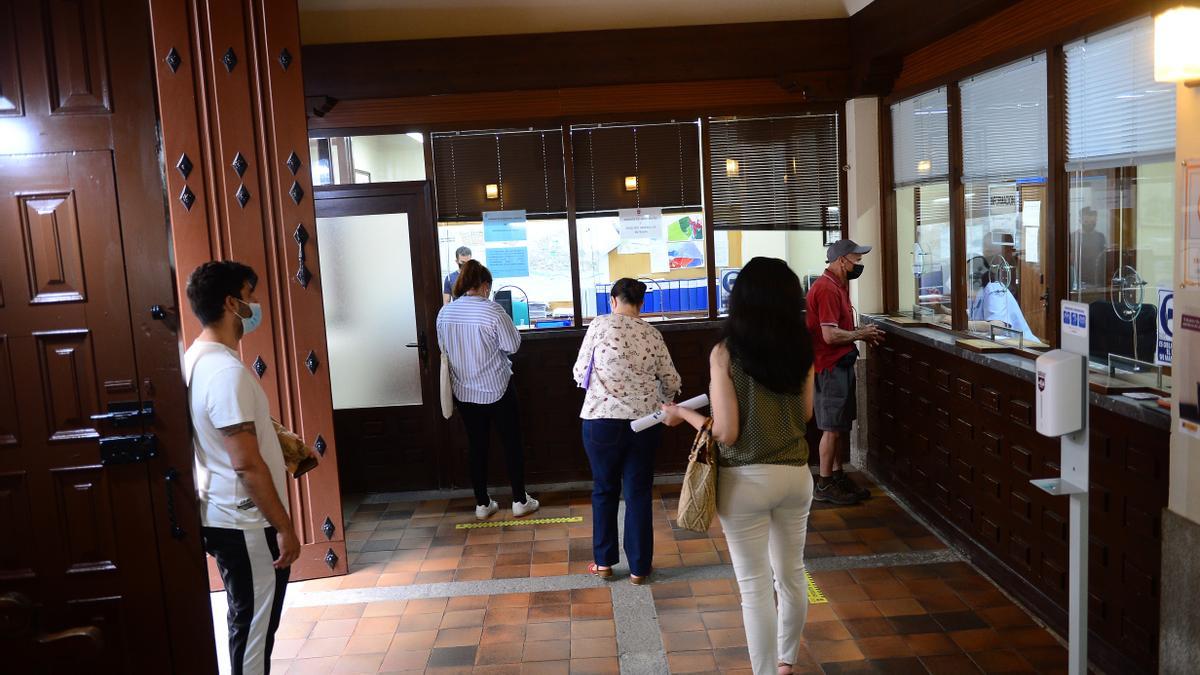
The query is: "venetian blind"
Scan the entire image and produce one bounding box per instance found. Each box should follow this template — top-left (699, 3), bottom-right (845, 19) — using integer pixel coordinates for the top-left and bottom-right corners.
top-left (1065, 17), bottom-right (1175, 171)
top-left (431, 129), bottom-right (567, 221)
top-left (891, 88), bottom-right (949, 186)
top-left (708, 114), bottom-right (841, 231)
top-left (570, 122), bottom-right (702, 214)
top-left (960, 53), bottom-right (1048, 180)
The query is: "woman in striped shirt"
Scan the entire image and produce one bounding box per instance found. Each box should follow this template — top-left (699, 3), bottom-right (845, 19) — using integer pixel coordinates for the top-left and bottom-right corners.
top-left (437, 260), bottom-right (538, 520)
top-left (573, 278), bottom-right (681, 584)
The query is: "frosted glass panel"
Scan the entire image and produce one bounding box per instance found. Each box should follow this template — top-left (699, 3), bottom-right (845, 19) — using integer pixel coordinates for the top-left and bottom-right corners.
top-left (317, 213), bottom-right (421, 409)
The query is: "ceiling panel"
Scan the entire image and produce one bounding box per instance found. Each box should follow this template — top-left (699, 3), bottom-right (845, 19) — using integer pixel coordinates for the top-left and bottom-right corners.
top-left (299, 0), bottom-right (874, 44)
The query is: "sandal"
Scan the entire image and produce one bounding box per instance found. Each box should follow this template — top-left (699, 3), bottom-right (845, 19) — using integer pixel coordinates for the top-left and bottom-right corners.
top-left (629, 569), bottom-right (652, 585)
top-left (588, 563), bottom-right (613, 579)
top-left (778, 663), bottom-right (793, 675)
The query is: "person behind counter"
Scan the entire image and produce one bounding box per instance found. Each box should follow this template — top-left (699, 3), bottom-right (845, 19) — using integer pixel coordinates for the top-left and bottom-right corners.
top-left (931, 256), bottom-right (1039, 343)
top-left (663, 257), bottom-right (816, 675)
top-left (573, 278), bottom-right (682, 584)
top-left (806, 239), bottom-right (883, 506)
top-left (437, 260), bottom-right (539, 520)
top-left (442, 246), bottom-right (473, 305)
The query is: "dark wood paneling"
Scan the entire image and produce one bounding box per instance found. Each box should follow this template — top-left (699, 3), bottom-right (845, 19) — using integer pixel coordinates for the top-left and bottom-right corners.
top-left (0, 1), bottom-right (22, 116)
top-left (43, 0), bottom-right (110, 114)
top-left (867, 329), bottom-right (1167, 673)
top-left (307, 78), bottom-right (840, 132)
top-left (149, 0), bottom-right (347, 584)
top-left (891, 0), bottom-right (1158, 95)
top-left (303, 21), bottom-right (849, 101)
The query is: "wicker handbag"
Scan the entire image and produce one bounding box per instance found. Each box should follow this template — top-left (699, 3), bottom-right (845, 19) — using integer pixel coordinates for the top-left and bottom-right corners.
top-left (676, 418), bottom-right (717, 533)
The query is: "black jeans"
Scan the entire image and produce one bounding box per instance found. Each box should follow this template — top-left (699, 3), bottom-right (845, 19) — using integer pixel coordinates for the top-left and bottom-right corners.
top-left (456, 383), bottom-right (528, 506)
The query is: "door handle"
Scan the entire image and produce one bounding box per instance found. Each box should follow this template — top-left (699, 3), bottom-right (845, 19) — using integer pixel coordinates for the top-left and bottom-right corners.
top-left (91, 401), bottom-right (155, 427)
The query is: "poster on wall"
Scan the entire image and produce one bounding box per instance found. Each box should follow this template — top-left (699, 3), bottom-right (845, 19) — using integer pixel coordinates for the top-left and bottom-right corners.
top-left (1175, 287), bottom-right (1200, 439)
top-left (483, 210), bottom-right (528, 242)
top-left (1186, 160), bottom-right (1200, 284)
top-left (666, 214), bottom-right (705, 269)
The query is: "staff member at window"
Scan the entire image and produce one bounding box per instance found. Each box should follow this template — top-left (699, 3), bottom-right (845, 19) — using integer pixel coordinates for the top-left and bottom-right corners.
top-left (442, 246), bottom-right (473, 305)
top-left (573, 278), bottom-right (681, 584)
top-left (438, 260), bottom-right (538, 520)
top-left (806, 240), bottom-right (884, 506)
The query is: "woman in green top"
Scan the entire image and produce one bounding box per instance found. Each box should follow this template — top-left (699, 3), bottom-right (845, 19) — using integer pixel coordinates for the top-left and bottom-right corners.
top-left (664, 257), bottom-right (815, 675)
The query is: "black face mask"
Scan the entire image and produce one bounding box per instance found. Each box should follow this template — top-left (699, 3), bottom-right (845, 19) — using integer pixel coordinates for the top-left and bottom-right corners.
top-left (847, 263), bottom-right (865, 280)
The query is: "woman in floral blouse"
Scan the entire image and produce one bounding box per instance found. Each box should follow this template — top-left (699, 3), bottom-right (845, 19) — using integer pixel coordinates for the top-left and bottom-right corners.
top-left (573, 278), bottom-right (681, 584)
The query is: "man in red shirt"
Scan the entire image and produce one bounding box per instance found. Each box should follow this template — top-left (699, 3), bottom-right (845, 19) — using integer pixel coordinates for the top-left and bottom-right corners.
top-left (806, 239), bottom-right (884, 505)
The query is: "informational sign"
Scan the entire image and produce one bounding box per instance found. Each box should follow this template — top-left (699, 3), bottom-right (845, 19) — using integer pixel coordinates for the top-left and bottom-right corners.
top-left (483, 210), bottom-right (527, 242)
top-left (1157, 288), bottom-right (1174, 366)
top-left (486, 246), bottom-right (529, 278)
top-left (1061, 301), bottom-right (1088, 340)
top-left (617, 207), bottom-right (662, 240)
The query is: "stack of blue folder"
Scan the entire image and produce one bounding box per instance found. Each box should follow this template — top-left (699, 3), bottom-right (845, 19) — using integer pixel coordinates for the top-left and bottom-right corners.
top-left (595, 279), bottom-right (709, 315)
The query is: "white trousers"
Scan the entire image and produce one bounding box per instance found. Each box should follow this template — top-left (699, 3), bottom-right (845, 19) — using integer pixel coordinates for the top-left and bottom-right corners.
top-left (717, 464), bottom-right (814, 675)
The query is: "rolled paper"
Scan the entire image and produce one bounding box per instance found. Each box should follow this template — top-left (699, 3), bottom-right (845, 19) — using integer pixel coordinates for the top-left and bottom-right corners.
top-left (631, 394), bottom-right (710, 432)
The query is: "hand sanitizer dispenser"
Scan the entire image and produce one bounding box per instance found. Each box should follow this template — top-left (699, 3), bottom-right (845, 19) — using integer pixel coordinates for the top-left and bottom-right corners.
top-left (1035, 349), bottom-right (1085, 437)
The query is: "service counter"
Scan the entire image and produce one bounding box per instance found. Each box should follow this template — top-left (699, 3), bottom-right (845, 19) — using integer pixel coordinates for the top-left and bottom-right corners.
top-left (863, 317), bottom-right (1169, 674)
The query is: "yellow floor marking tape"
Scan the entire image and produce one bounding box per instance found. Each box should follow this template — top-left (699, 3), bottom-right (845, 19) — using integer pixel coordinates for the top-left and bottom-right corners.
top-left (455, 516), bottom-right (584, 530)
top-left (806, 571), bottom-right (827, 604)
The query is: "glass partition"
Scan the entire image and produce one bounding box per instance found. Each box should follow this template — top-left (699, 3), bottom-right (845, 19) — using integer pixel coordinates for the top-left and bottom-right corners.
top-left (959, 54), bottom-right (1049, 345)
top-left (1064, 18), bottom-right (1176, 367)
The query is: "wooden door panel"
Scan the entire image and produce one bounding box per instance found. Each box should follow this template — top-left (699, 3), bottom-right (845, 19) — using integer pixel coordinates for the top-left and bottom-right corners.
top-left (0, 150), bottom-right (170, 672)
top-left (0, 1), bottom-right (21, 116)
top-left (43, 0), bottom-right (110, 114)
top-left (0, 334), bottom-right (19, 447)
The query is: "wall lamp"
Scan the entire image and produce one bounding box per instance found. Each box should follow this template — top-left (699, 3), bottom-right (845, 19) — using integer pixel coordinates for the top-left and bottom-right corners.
top-left (485, 183), bottom-right (500, 199)
top-left (1155, 6), bottom-right (1200, 86)
top-left (624, 176), bottom-right (638, 191)
top-left (725, 159), bottom-right (740, 177)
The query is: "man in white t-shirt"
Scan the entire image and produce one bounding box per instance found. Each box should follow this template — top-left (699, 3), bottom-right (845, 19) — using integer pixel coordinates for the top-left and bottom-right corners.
top-left (185, 261), bottom-right (300, 675)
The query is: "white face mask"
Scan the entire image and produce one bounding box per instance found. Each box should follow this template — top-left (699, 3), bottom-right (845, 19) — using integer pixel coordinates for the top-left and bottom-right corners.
top-left (234, 298), bottom-right (263, 335)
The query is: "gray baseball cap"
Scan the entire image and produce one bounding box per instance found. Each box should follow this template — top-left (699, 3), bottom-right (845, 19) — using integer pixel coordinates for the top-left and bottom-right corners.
top-left (826, 238), bottom-right (873, 262)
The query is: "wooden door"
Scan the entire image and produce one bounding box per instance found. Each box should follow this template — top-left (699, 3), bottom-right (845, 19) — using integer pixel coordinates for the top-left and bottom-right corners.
top-left (0, 1), bottom-right (214, 672)
top-left (313, 183), bottom-right (445, 493)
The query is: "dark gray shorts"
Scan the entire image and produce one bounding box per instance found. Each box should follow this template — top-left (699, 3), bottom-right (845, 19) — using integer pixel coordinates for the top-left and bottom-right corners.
top-left (815, 361), bottom-right (857, 432)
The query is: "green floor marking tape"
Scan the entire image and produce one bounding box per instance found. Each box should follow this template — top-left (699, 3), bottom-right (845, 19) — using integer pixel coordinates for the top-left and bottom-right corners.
top-left (806, 570), bottom-right (827, 604)
top-left (455, 516), bottom-right (584, 530)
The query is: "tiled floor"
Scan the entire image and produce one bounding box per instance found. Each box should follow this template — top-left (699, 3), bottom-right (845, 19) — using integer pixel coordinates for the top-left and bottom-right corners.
top-left (651, 563), bottom-right (1068, 674)
top-left (234, 471), bottom-right (1068, 674)
top-left (303, 475), bottom-right (944, 594)
top-left (272, 588), bottom-right (620, 674)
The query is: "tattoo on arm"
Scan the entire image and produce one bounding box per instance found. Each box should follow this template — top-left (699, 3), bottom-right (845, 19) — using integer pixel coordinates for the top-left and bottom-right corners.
top-left (218, 421), bottom-right (257, 437)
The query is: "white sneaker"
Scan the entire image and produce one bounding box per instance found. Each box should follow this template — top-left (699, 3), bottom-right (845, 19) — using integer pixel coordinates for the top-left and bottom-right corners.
top-left (512, 495), bottom-right (539, 517)
top-left (475, 499), bottom-right (498, 520)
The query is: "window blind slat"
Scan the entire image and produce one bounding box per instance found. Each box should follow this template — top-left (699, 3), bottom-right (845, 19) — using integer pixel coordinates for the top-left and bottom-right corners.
top-left (891, 88), bottom-right (949, 185)
top-left (569, 122), bottom-right (702, 214)
top-left (1064, 17), bottom-right (1175, 169)
top-left (960, 53), bottom-right (1048, 180)
top-left (431, 129), bottom-right (567, 221)
top-left (708, 114), bottom-right (841, 231)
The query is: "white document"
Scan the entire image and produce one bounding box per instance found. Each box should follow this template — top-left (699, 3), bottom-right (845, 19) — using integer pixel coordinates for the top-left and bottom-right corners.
top-left (618, 207), bottom-right (663, 240)
top-left (631, 394), bottom-right (709, 432)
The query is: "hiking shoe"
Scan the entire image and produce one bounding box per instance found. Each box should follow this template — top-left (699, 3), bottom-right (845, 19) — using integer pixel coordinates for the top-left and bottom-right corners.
top-left (476, 499), bottom-right (499, 520)
top-left (813, 479), bottom-right (861, 505)
top-left (836, 473), bottom-right (871, 500)
top-left (512, 495), bottom-right (540, 517)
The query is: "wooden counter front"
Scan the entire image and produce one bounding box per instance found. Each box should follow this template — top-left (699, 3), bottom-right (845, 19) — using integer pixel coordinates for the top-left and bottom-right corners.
top-left (866, 327), bottom-right (1168, 674)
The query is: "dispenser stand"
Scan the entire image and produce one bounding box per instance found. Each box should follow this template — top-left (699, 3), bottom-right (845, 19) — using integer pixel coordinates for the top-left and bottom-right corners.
top-left (1031, 300), bottom-right (1090, 675)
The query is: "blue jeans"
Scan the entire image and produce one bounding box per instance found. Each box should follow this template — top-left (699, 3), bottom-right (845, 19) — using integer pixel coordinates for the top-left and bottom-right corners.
top-left (582, 419), bottom-right (661, 577)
